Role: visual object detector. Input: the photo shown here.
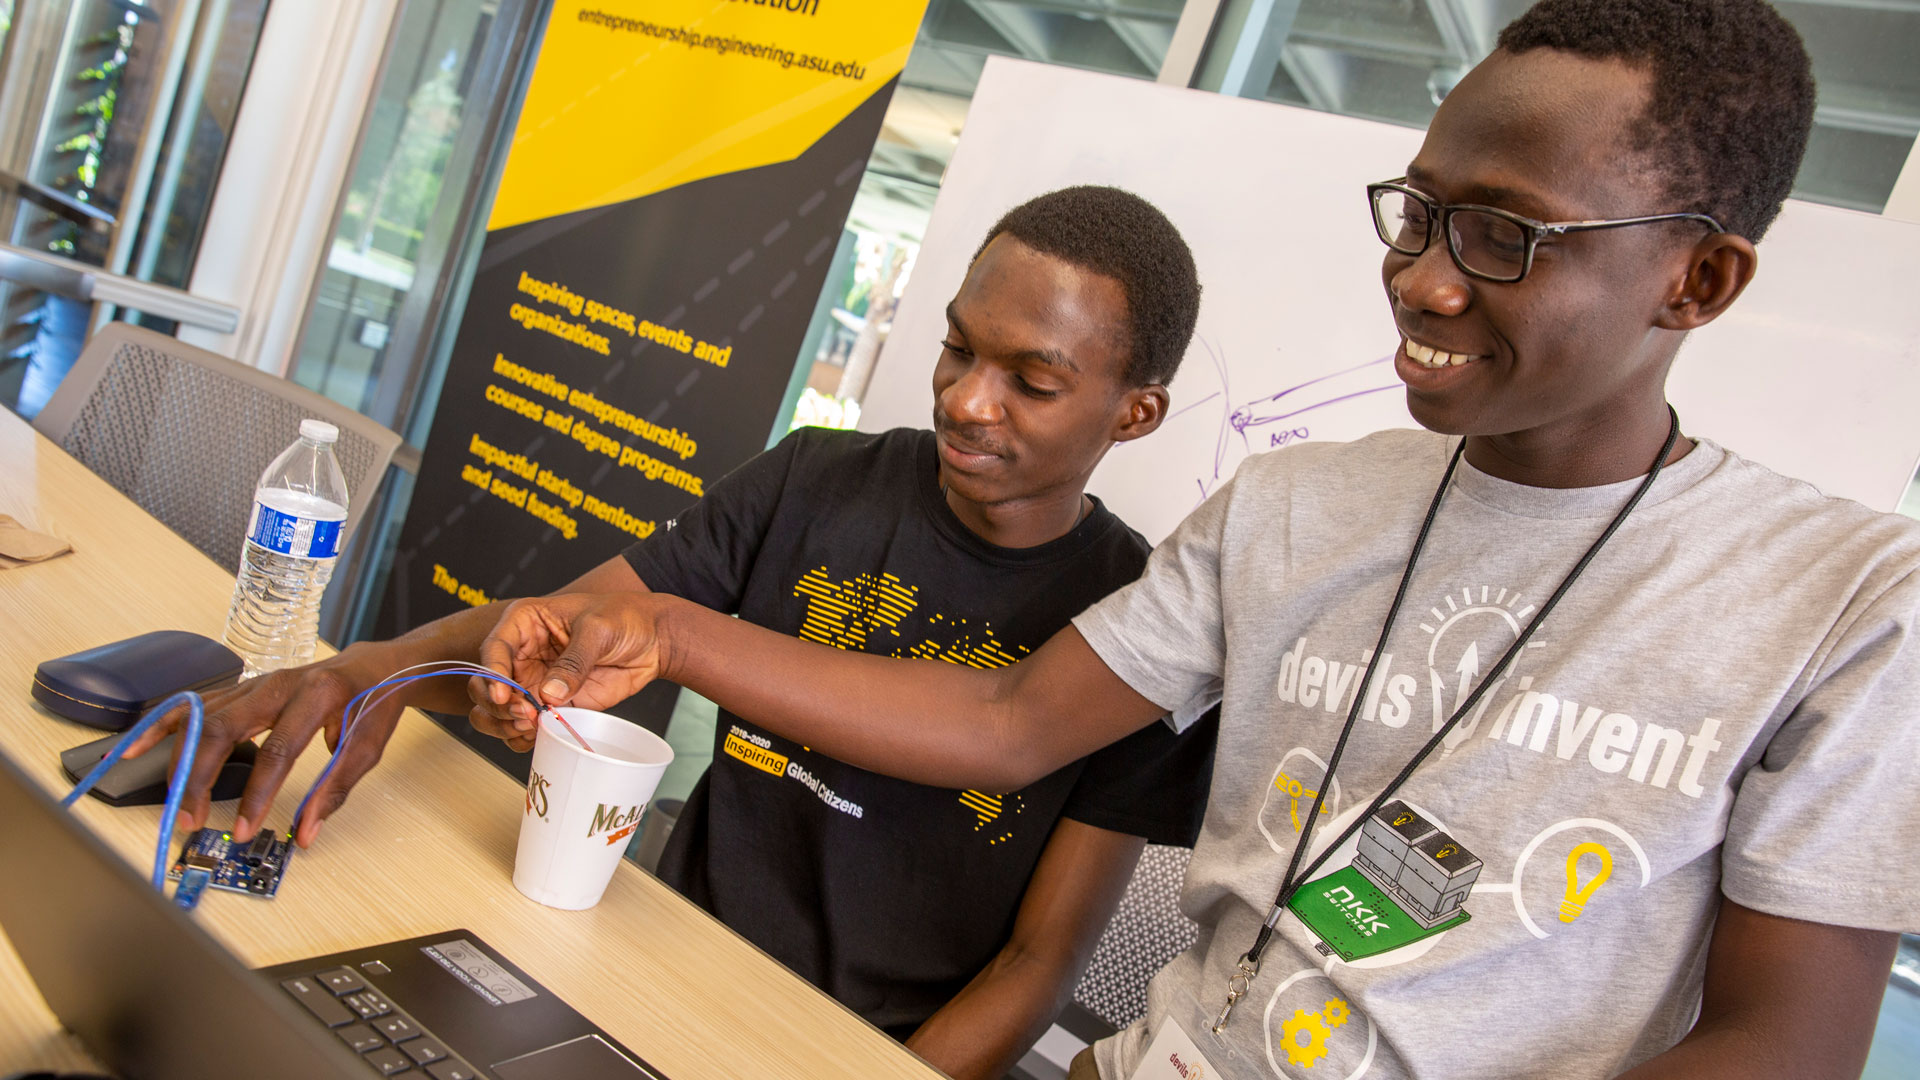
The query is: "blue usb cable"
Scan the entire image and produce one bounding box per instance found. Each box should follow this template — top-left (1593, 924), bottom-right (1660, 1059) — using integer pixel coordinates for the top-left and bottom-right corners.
top-left (57, 668), bottom-right (541, 903)
top-left (62, 690), bottom-right (204, 891)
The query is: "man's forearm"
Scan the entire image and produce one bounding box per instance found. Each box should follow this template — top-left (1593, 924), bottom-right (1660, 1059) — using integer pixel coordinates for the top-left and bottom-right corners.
top-left (342, 603), bottom-right (519, 713)
top-left (651, 594), bottom-right (1160, 791)
top-left (907, 942), bottom-right (1080, 1080)
top-left (907, 820), bottom-right (1142, 1079)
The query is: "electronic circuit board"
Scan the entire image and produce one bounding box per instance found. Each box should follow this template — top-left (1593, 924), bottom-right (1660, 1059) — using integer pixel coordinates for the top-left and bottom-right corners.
top-left (166, 827), bottom-right (292, 898)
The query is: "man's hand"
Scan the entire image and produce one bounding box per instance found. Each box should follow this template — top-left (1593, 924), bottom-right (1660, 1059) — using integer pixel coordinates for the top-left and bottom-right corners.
top-left (473, 592), bottom-right (673, 745)
top-left (120, 642), bottom-right (410, 847)
top-left (116, 558), bottom-right (654, 846)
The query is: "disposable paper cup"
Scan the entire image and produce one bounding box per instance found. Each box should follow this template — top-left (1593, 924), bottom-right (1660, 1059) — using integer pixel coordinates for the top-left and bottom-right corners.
top-left (512, 708), bottom-right (673, 910)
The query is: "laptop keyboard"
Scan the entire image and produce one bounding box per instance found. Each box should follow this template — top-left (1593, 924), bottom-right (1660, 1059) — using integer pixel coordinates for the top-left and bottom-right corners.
top-left (281, 967), bottom-right (482, 1078)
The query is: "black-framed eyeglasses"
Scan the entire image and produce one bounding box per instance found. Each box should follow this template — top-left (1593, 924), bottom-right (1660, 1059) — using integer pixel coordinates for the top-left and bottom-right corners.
top-left (1367, 178), bottom-right (1725, 284)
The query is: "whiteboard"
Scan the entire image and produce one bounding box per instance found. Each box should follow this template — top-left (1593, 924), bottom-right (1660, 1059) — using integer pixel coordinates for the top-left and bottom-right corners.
top-left (860, 58), bottom-right (1920, 543)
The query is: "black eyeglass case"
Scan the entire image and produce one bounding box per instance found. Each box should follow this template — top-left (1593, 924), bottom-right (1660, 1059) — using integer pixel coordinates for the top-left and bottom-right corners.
top-left (31, 630), bottom-right (243, 731)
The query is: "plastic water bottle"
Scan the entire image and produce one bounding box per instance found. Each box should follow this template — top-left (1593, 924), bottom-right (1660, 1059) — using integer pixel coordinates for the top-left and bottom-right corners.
top-left (223, 419), bottom-right (349, 677)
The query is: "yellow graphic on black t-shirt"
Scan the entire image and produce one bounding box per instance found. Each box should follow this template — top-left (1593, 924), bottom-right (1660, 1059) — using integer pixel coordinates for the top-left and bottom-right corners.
top-left (795, 568), bottom-right (918, 649)
top-left (902, 610), bottom-right (1026, 669)
top-left (792, 566), bottom-right (1034, 843)
top-left (723, 730), bottom-right (789, 776)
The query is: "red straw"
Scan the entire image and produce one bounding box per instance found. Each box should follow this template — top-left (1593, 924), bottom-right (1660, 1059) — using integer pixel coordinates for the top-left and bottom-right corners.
top-left (542, 709), bottom-right (598, 755)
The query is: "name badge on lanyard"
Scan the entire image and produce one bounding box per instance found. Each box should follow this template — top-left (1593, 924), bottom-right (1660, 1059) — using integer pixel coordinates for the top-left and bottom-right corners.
top-left (1127, 1017), bottom-right (1219, 1080)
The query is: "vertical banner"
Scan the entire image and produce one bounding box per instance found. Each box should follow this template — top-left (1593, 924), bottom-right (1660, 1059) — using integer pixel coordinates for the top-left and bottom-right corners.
top-left (382, 1), bottom-right (929, 650)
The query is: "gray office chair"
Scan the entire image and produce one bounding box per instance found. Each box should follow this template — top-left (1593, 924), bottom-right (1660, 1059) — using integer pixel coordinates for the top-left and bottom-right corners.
top-left (1010, 844), bottom-right (1199, 1079)
top-left (1073, 844), bottom-right (1199, 1028)
top-left (32, 323), bottom-right (400, 571)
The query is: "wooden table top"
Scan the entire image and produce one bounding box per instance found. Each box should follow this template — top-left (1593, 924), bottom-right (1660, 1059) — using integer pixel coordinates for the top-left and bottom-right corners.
top-left (0, 406), bottom-right (941, 1079)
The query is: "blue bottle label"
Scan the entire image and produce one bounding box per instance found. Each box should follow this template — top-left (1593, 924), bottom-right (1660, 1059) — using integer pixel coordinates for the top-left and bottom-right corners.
top-left (248, 504), bottom-right (343, 559)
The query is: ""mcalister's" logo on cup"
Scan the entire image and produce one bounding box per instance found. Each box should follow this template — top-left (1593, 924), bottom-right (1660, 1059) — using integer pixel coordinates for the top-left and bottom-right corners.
top-left (525, 770), bottom-right (551, 819)
top-left (589, 802), bottom-right (644, 846)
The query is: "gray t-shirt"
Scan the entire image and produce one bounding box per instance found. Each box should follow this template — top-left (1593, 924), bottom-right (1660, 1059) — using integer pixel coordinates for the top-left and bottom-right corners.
top-left (1076, 429), bottom-right (1920, 1080)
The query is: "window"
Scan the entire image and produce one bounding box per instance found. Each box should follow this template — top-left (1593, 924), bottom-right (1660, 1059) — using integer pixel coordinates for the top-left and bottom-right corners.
top-left (1193, 0), bottom-right (1919, 213)
top-left (288, 0), bottom-right (502, 417)
top-left (0, 0), bottom-right (266, 416)
top-left (784, 0), bottom-right (1196, 433)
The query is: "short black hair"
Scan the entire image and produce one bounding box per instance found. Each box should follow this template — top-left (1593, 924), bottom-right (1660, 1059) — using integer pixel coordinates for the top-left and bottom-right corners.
top-left (973, 185), bottom-right (1200, 387)
top-left (1497, 0), bottom-right (1814, 241)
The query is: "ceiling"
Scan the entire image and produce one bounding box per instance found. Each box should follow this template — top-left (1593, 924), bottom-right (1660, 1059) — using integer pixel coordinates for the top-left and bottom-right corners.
top-left (1232, 0), bottom-right (1919, 211)
top-left (850, 0), bottom-right (1919, 243)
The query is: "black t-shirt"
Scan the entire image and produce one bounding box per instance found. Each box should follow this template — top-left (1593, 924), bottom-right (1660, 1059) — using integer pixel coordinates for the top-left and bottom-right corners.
top-left (624, 427), bottom-right (1216, 1037)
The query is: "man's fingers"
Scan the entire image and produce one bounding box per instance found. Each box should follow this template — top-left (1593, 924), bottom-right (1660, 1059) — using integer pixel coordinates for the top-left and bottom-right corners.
top-left (121, 722), bottom-right (171, 758)
top-left (470, 702), bottom-right (537, 753)
top-left (121, 697), bottom-right (194, 757)
top-left (477, 633), bottom-right (509, 674)
top-left (294, 709), bottom-right (391, 846)
top-left (467, 673), bottom-right (537, 733)
top-left (538, 627), bottom-right (611, 706)
top-left (467, 704), bottom-right (520, 742)
top-left (176, 787), bottom-right (214, 834)
top-left (224, 696), bottom-right (322, 838)
top-left (173, 701), bottom-right (261, 833)
top-left (294, 784), bottom-right (351, 848)
top-left (173, 718), bottom-right (254, 832)
top-left (480, 596), bottom-right (601, 697)
top-left (478, 601), bottom-right (546, 681)
top-left (235, 726), bottom-right (306, 842)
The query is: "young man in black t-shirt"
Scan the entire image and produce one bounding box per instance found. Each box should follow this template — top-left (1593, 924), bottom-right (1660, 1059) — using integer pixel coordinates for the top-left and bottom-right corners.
top-left (153, 186), bottom-right (1217, 1077)
top-left (620, 423), bottom-right (1215, 1049)
top-left (476, 188), bottom-right (1220, 1073)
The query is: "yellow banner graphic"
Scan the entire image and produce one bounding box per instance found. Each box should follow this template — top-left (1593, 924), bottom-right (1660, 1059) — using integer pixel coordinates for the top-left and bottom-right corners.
top-left (488, 0), bottom-right (928, 230)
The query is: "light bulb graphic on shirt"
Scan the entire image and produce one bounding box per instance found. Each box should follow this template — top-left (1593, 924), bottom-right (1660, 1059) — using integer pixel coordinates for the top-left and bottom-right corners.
top-left (1559, 842), bottom-right (1614, 923)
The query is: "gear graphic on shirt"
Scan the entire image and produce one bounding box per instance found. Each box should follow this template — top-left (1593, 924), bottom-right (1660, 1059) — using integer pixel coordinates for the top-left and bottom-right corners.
top-left (1322, 998), bottom-right (1350, 1028)
top-left (1280, 1008), bottom-right (1332, 1068)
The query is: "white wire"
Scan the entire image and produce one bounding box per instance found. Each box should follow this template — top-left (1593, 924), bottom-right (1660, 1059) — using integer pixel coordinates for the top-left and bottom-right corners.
top-left (341, 660), bottom-right (510, 744)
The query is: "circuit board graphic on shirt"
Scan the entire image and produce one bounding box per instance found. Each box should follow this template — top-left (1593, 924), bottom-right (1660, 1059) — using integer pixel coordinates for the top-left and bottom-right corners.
top-left (1288, 800), bottom-right (1477, 962)
top-left (719, 564), bottom-right (1033, 842)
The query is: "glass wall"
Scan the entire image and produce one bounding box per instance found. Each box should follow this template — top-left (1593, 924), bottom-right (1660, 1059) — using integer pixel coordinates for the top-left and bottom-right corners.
top-left (283, 0), bottom-right (546, 649)
top-left (126, 0), bottom-right (273, 294)
top-left (0, 0), bottom-right (267, 416)
top-left (288, 0), bottom-right (499, 417)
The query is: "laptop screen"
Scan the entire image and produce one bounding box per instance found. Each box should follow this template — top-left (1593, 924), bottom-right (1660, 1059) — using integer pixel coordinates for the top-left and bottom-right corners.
top-left (0, 749), bottom-right (367, 1080)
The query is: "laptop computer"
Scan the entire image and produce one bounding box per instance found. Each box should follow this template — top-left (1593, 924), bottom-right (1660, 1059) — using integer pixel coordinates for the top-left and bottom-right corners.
top-left (0, 748), bottom-right (668, 1079)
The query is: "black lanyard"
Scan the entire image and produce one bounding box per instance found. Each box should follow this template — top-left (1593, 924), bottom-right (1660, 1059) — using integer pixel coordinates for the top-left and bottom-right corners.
top-left (1211, 408), bottom-right (1682, 1034)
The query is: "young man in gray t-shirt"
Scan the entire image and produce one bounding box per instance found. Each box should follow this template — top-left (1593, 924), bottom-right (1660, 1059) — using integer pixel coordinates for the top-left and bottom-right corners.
top-left (474, 1), bottom-right (1919, 1076)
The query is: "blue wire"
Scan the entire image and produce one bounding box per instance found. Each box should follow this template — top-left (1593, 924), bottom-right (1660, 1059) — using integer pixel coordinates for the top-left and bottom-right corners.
top-left (63, 690), bottom-right (204, 890)
top-left (291, 668), bottom-right (538, 837)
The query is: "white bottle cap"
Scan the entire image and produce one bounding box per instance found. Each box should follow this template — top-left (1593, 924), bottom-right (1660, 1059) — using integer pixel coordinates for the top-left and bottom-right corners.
top-left (299, 419), bottom-right (340, 443)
